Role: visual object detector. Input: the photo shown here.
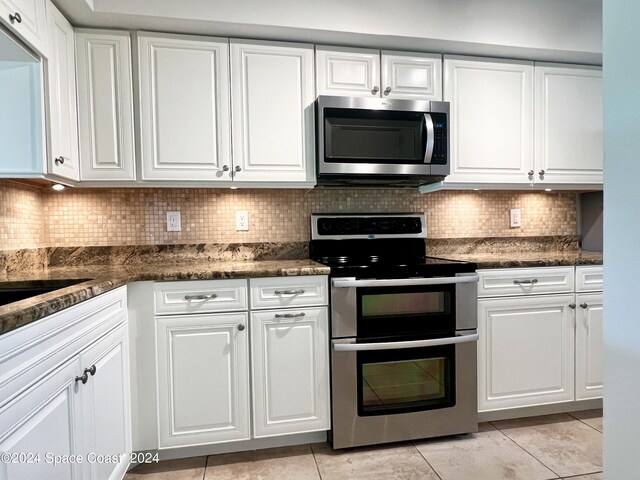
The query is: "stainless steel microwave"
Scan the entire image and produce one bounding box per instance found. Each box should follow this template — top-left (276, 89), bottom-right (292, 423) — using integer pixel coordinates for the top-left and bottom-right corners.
top-left (316, 95), bottom-right (449, 187)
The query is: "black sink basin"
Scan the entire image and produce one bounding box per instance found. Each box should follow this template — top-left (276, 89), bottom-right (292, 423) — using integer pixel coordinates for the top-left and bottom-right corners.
top-left (0, 279), bottom-right (93, 307)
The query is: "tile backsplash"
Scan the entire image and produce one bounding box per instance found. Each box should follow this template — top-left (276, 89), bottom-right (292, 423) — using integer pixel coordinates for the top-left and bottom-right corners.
top-left (0, 180), bottom-right (577, 249)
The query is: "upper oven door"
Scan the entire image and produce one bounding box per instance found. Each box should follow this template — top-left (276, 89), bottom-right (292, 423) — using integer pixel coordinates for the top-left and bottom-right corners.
top-left (331, 274), bottom-right (478, 339)
top-left (317, 96), bottom-right (449, 177)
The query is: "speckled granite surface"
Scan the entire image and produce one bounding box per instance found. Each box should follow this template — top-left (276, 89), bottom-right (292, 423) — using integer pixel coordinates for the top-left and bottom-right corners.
top-left (0, 259), bottom-right (329, 335)
top-left (437, 250), bottom-right (603, 269)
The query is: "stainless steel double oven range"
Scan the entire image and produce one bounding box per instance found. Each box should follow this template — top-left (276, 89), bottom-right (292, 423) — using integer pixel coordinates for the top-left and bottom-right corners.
top-left (310, 213), bottom-right (479, 449)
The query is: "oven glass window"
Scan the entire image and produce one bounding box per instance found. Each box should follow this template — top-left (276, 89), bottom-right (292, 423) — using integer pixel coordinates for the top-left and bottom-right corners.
top-left (358, 346), bottom-right (454, 416)
top-left (362, 291), bottom-right (446, 317)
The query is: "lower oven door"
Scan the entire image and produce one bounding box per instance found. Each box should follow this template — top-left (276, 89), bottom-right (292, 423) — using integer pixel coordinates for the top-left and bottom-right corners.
top-left (330, 331), bottom-right (478, 449)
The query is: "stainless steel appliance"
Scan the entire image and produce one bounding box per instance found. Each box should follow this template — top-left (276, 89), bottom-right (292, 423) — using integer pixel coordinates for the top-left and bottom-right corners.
top-left (316, 96), bottom-right (449, 187)
top-left (310, 213), bottom-right (478, 449)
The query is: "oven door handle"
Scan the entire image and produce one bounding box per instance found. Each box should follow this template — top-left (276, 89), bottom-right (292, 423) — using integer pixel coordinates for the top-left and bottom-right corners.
top-left (332, 332), bottom-right (479, 352)
top-left (332, 274), bottom-right (479, 288)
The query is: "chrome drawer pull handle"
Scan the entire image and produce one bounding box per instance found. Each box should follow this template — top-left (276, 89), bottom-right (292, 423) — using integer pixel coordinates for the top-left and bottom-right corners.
top-left (184, 293), bottom-right (218, 300)
top-left (274, 312), bottom-right (306, 319)
top-left (513, 279), bottom-right (538, 285)
top-left (274, 289), bottom-right (305, 295)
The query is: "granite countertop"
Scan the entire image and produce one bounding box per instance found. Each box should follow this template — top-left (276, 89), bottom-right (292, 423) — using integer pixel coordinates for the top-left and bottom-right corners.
top-left (439, 250), bottom-right (603, 269)
top-left (0, 259), bottom-right (330, 335)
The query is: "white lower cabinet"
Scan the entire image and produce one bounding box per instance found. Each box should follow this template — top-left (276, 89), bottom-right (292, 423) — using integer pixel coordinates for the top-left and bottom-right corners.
top-left (155, 313), bottom-right (250, 448)
top-left (575, 292), bottom-right (603, 400)
top-left (251, 307), bottom-right (330, 438)
top-left (477, 266), bottom-right (603, 413)
top-left (0, 288), bottom-right (131, 480)
top-left (478, 294), bottom-right (575, 411)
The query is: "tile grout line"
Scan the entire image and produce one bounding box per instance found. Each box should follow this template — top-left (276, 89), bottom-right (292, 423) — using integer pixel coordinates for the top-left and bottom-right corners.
top-left (202, 455), bottom-right (209, 480)
top-left (488, 422), bottom-right (563, 479)
top-left (309, 443), bottom-right (324, 480)
top-left (566, 412), bottom-right (604, 434)
top-left (411, 441), bottom-right (444, 480)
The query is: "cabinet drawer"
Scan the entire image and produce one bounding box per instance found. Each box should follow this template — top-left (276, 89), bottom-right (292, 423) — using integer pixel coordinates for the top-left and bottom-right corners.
top-left (477, 267), bottom-right (574, 297)
top-left (154, 279), bottom-right (248, 315)
top-left (575, 266), bottom-right (603, 292)
top-left (249, 276), bottom-right (328, 309)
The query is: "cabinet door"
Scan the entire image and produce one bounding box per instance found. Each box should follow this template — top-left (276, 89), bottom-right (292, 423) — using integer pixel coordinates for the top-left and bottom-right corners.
top-left (231, 40), bottom-right (315, 183)
top-left (478, 294), bottom-right (575, 411)
top-left (316, 45), bottom-right (380, 97)
top-left (46, 2), bottom-right (79, 181)
top-left (575, 293), bottom-right (603, 400)
top-left (535, 64), bottom-right (603, 185)
top-left (444, 56), bottom-right (534, 185)
top-left (156, 313), bottom-right (250, 447)
top-left (138, 33), bottom-right (231, 181)
top-left (0, 0), bottom-right (46, 54)
top-left (76, 30), bottom-right (136, 181)
top-left (78, 324), bottom-right (131, 480)
top-left (0, 358), bottom-right (83, 480)
top-left (381, 51), bottom-right (442, 100)
top-left (251, 307), bottom-right (330, 438)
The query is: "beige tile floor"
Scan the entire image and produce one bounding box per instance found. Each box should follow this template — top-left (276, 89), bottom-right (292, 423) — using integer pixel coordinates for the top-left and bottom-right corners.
top-left (125, 410), bottom-right (603, 480)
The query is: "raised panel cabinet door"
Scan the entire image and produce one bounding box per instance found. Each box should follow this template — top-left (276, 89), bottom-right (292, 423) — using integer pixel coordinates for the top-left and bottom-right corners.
top-left (443, 56), bottom-right (534, 185)
top-left (46, 2), bottom-right (79, 181)
top-left (0, 0), bottom-right (47, 55)
top-left (251, 307), bottom-right (330, 438)
top-left (575, 293), bottom-right (603, 400)
top-left (231, 40), bottom-right (315, 183)
top-left (138, 33), bottom-right (231, 181)
top-left (156, 313), bottom-right (250, 448)
top-left (316, 46), bottom-right (380, 97)
top-left (0, 358), bottom-right (83, 480)
top-left (477, 294), bottom-right (575, 412)
top-left (381, 51), bottom-right (442, 100)
top-left (535, 64), bottom-right (603, 185)
top-left (78, 324), bottom-right (131, 480)
top-left (76, 30), bottom-right (136, 181)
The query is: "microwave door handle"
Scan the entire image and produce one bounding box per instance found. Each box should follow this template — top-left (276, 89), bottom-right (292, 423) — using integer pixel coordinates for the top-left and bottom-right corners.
top-left (332, 332), bottom-right (479, 352)
top-left (423, 113), bottom-right (435, 164)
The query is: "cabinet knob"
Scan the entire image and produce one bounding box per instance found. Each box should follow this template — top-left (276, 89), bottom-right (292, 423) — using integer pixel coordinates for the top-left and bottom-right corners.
top-left (9, 12), bottom-right (22, 24)
top-left (235, 165), bottom-right (242, 172)
top-left (569, 303), bottom-right (576, 309)
top-left (54, 156), bottom-right (65, 166)
top-left (384, 87), bottom-right (392, 96)
top-left (539, 169), bottom-right (545, 176)
top-left (222, 165), bottom-right (229, 171)
top-left (528, 170), bottom-right (534, 176)
top-left (75, 373), bottom-right (88, 384)
top-left (84, 365), bottom-right (97, 376)
top-left (237, 323), bottom-right (246, 331)
top-left (371, 86), bottom-right (379, 95)
top-left (580, 303), bottom-right (588, 309)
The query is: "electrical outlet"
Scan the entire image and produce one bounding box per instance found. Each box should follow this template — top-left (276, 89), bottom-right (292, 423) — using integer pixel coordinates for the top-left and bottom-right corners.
top-left (509, 208), bottom-right (522, 228)
top-left (167, 211), bottom-right (181, 232)
top-left (236, 211), bottom-right (249, 231)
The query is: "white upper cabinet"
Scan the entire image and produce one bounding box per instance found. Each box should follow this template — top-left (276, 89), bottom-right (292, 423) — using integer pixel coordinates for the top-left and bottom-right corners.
top-left (75, 30), bottom-right (136, 181)
top-left (0, 0), bottom-right (47, 55)
top-left (316, 46), bottom-right (442, 100)
top-left (534, 64), bottom-right (603, 185)
top-left (230, 40), bottom-right (315, 183)
top-left (46, 1), bottom-right (79, 181)
top-left (137, 32), bottom-right (232, 181)
top-left (444, 56), bottom-right (534, 185)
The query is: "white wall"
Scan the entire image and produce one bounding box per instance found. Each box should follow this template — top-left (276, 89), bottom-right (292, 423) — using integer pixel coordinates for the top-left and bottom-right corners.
top-left (57, 0), bottom-right (602, 64)
top-left (603, 1), bottom-right (640, 478)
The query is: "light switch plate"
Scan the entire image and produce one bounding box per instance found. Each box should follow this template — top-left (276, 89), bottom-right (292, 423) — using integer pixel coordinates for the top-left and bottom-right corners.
top-left (167, 211), bottom-right (181, 232)
top-left (236, 211), bottom-right (249, 231)
top-left (509, 208), bottom-right (521, 228)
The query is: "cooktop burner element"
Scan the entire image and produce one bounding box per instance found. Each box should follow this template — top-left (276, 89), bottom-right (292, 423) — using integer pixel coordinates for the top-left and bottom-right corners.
top-left (309, 213), bottom-right (476, 277)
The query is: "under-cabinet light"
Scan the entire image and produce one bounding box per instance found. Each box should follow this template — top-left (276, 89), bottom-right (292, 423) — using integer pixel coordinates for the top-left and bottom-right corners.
top-left (52, 184), bottom-right (65, 191)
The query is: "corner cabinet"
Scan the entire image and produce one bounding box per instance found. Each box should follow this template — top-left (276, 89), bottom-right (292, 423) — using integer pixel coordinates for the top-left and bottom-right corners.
top-left (75, 30), bottom-right (136, 182)
top-left (230, 40), bottom-right (316, 184)
top-left (443, 56), bottom-right (534, 186)
top-left (45, 1), bottom-right (80, 181)
top-left (316, 45), bottom-right (442, 100)
top-left (534, 64), bottom-right (603, 185)
top-left (137, 32), bottom-right (232, 182)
